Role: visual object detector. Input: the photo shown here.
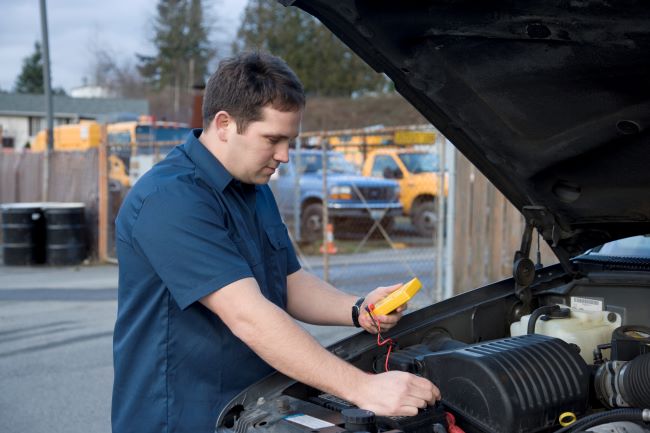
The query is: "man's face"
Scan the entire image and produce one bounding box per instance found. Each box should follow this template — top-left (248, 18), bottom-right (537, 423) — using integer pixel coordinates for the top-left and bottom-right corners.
top-left (225, 106), bottom-right (302, 184)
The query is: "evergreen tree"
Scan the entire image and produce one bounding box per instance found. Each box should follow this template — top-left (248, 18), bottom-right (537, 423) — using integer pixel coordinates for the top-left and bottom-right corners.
top-left (14, 41), bottom-right (66, 95)
top-left (137, 0), bottom-right (214, 119)
top-left (137, 0), bottom-right (214, 90)
top-left (14, 42), bottom-right (44, 94)
top-left (234, 1), bottom-right (387, 97)
top-left (186, 0), bottom-right (212, 86)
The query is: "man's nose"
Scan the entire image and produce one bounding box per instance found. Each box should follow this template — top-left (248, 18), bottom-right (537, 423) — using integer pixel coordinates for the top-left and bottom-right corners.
top-left (274, 142), bottom-right (290, 163)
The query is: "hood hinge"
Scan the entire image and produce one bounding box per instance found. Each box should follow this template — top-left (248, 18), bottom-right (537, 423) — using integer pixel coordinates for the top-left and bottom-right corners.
top-left (513, 207), bottom-right (577, 307)
top-left (513, 221), bottom-right (535, 310)
top-left (521, 206), bottom-right (577, 276)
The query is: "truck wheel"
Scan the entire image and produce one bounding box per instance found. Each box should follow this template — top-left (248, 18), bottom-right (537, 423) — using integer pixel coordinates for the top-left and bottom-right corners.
top-left (412, 201), bottom-right (437, 237)
top-left (301, 203), bottom-right (323, 243)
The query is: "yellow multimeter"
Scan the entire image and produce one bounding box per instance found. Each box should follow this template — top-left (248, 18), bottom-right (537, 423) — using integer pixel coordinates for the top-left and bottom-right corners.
top-left (371, 277), bottom-right (422, 316)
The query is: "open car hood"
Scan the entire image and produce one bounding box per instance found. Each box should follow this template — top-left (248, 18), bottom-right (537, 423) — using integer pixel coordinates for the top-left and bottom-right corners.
top-left (281, 0), bottom-right (650, 260)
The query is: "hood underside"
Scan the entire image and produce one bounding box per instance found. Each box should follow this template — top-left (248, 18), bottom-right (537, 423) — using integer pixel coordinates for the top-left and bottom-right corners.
top-left (283, 0), bottom-right (650, 258)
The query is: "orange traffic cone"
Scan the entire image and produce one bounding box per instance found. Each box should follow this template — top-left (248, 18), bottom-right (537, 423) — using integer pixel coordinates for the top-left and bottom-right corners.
top-left (320, 223), bottom-right (338, 254)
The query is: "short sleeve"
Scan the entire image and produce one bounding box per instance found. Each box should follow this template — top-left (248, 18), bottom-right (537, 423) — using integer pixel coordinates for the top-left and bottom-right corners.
top-left (132, 187), bottom-right (253, 310)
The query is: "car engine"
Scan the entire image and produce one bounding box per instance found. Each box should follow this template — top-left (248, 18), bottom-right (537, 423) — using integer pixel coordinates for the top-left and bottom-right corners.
top-left (217, 300), bottom-right (650, 433)
top-left (388, 334), bottom-right (590, 433)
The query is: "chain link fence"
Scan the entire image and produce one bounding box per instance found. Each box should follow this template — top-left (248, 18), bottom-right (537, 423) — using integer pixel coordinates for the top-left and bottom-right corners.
top-left (269, 126), bottom-right (446, 307)
top-left (1, 122), bottom-right (554, 307)
top-left (99, 123), bottom-right (446, 307)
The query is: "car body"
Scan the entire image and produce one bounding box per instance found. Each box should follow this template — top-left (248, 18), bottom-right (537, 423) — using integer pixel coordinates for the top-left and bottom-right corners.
top-left (217, 2), bottom-right (650, 433)
top-left (271, 149), bottom-right (402, 241)
top-left (362, 148), bottom-right (448, 236)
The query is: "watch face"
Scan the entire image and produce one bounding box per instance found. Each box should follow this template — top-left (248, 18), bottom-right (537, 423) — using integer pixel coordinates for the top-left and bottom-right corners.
top-left (352, 297), bottom-right (364, 327)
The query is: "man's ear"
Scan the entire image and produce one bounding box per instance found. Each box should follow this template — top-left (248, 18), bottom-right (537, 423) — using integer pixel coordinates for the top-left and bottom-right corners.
top-left (214, 111), bottom-right (231, 142)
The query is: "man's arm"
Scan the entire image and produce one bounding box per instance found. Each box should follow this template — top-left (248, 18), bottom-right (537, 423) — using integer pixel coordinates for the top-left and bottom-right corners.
top-left (286, 269), bottom-right (357, 325)
top-left (286, 269), bottom-right (406, 332)
top-left (200, 277), bottom-right (440, 416)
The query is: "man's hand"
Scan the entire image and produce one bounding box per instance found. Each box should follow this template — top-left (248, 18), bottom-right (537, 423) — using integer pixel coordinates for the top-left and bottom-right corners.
top-left (358, 283), bottom-right (406, 333)
top-left (202, 276), bottom-right (440, 418)
top-left (351, 371), bottom-right (441, 416)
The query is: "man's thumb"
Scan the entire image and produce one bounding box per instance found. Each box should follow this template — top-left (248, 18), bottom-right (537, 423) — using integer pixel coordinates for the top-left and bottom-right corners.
top-left (381, 282), bottom-right (403, 295)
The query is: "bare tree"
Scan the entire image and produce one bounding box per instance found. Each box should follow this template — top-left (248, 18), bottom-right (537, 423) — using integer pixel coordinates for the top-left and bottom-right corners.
top-left (86, 44), bottom-right (147, 99)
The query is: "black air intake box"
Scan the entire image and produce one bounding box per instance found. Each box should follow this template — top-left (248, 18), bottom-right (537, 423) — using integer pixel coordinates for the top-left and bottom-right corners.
top-left (417, 334), bottom-right (589, 433)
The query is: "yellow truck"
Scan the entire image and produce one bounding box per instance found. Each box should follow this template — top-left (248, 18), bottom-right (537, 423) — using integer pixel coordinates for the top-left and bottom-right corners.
top-left (361, 148), bottom-right (447, 237)
top-left (32, 121), bottom-right (102, 152)
top-left (31, 119), bottom-right (191, 189)
top-left (31, 121), bottom-right (131, 190)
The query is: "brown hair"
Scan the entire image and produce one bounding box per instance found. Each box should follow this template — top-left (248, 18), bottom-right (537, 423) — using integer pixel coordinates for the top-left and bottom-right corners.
top-left (202, 51), bottom-right (305, 133)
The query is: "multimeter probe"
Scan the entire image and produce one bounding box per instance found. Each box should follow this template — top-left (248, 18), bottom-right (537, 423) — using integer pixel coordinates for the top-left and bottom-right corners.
top-left (365, 278), bottom-right (422, 372)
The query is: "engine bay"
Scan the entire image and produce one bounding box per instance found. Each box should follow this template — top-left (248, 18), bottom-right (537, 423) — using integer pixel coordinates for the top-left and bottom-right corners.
top-left (216, 268), bottom-right (650, 433)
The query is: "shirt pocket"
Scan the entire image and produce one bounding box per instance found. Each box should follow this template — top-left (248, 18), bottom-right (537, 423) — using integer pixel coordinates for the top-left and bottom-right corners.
top-left (263, 224), bottom-right (290, 306)
top-left (228, 230), bottom-right (262, 268)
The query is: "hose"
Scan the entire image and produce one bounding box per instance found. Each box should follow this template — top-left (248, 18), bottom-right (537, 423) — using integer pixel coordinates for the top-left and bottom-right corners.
top-left (552, 408), bottom-right (649, 433)
top-left (595, 353), bottom-right (650, 408)
top-left (623, 354), bottom-right (650, 408)
top-left (527, 305), bottom-right (561, 334)
top-left (424, 332), bottom-right (467, 352)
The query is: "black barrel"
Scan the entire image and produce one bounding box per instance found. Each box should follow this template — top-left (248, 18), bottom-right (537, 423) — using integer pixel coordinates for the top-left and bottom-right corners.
top-left (43, 203), bottom-right (87, 266)
top-left (1, 203), bottom-right (47, 265)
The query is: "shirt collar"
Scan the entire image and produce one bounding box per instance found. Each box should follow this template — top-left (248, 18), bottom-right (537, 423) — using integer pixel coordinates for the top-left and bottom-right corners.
top-left (184, 129), bottom-right (234, 192)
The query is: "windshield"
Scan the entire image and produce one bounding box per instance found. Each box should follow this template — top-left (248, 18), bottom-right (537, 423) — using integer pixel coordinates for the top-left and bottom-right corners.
top-left (398, 152), bottom-right (440, 173)
top-left (295, 152), bottom-right (358, 174)
top-left (584, 235), bottom-right (650, 258)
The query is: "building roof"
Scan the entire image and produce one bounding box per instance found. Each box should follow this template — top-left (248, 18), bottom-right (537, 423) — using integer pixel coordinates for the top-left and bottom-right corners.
top-left (0, 93), bottom-right (149, 120)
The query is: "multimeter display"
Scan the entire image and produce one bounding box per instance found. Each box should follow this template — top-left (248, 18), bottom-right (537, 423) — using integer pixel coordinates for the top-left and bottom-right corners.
top-left (371, 277), bottom-right (422, 316)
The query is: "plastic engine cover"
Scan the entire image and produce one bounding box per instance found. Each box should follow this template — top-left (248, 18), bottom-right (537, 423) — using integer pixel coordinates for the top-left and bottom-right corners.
top-left (418, 334), bottom-right (590, 433)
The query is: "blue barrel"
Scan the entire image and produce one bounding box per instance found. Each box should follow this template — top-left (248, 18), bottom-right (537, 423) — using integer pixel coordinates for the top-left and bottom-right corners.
top-left (43, 203), bottom-right (87, 266)
top-left (1, 203), bottom-right (47, 265)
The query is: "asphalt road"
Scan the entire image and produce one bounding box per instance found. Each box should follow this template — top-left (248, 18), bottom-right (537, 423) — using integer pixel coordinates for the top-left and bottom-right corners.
top-left (0, 299), bottom-right (115, 433)
top-left (0, 247), bottom-right (438, 433)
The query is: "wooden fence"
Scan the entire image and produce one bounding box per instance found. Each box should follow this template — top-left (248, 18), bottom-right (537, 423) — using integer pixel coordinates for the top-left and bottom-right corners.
top-left (452, 151), bottom-right (557, 294)
top-left (0, 151), bottom-right (43, 202)
top-left (0, 150), bottom-right (99, 259)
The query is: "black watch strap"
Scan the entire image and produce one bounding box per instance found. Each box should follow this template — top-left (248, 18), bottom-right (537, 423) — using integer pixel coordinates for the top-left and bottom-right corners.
top-left (352, 297), bottom-right (365, 328)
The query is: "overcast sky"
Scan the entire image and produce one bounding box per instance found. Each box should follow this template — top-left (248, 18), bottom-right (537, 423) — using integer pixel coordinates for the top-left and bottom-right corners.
top-left (0, 0), bottom-right (248, 93)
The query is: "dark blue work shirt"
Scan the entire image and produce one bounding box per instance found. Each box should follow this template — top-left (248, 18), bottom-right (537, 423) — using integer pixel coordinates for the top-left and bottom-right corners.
top-left (112, 129), bottom-right (301, 433)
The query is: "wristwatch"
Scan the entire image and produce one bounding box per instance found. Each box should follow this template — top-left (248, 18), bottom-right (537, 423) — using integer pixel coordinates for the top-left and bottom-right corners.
top-left (352, 297), bottom-right (365, 328)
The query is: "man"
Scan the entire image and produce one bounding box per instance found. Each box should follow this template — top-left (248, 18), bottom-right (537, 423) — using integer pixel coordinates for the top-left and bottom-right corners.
top-left (112, 52), bottom-right (440, 433)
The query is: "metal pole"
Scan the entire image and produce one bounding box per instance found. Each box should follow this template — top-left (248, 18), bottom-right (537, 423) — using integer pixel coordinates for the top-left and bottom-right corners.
top-left (435, 134), bottom-right (446, 301)
top-left (293, 129), bottom-right (302, 241)
top-left (444, 140), bottom-right (456, 299)
top-left (98, 125), bottom-right (109, 262)
top-left (321, 140), bottom-right (330, 282)
top-left (39, 0), bottom-right (54, 202)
